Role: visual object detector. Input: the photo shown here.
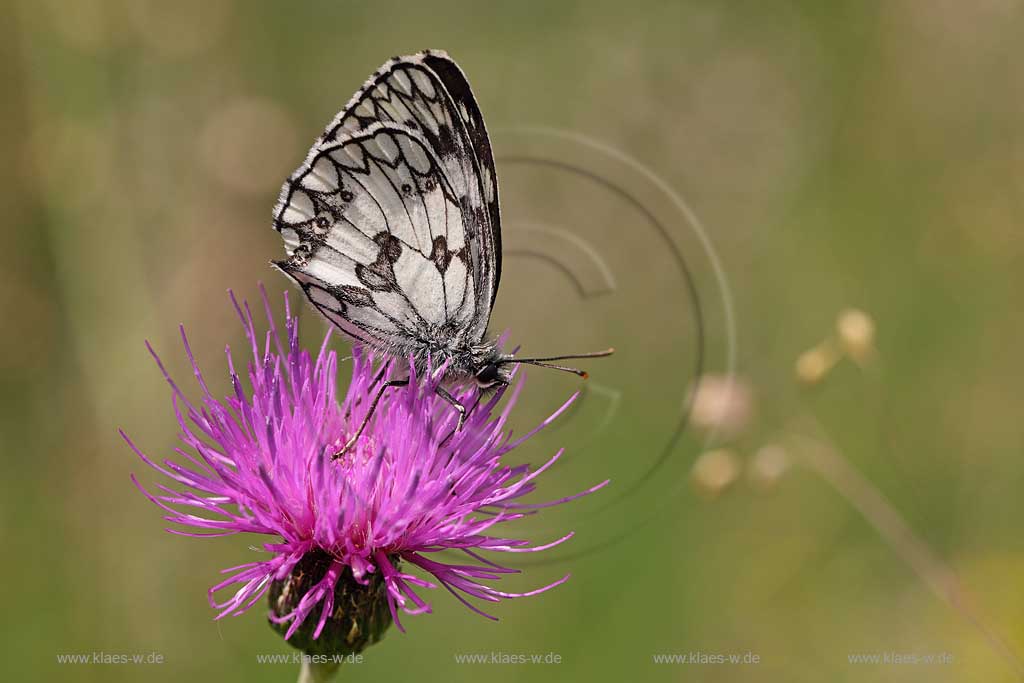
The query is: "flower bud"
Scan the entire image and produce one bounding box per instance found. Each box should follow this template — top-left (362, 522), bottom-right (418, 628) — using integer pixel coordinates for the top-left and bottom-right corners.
top-left (691, 449), bottom-right (740, 497)
top-left (836, 308), bottom-right (876, 364)
top-left (268, 550), bottom-right (393, 657)
top-left (748, 444), bottom-right (791, 490)
top-left (795, 341), bottom-right (840, 385)
top-left (688, 374), bottom-right (755, 437)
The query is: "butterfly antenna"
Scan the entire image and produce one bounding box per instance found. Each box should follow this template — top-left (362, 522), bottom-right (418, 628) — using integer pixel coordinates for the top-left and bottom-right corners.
top-left (499, 348), bottom-right (615, 379)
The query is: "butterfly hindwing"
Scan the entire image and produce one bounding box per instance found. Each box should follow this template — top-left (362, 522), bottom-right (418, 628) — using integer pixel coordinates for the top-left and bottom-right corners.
top-left (273, 124), bottom-right (478, 352)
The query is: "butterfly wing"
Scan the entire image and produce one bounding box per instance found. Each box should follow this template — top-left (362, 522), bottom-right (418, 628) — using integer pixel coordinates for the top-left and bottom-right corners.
top-left (418, 51), bottom-right (501, 295)
top-left (273, 124), bottom-right (480, 352)
top-left (315, 50), bottom-right (501, 336)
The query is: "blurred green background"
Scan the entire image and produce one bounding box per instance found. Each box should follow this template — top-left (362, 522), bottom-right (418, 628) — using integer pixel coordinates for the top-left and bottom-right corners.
top-left (4, 1), bottom-right (1024, 681)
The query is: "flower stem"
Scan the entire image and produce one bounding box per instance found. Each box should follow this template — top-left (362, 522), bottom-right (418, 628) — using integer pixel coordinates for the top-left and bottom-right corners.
top-left (298, 660), bottom-right (340, 683)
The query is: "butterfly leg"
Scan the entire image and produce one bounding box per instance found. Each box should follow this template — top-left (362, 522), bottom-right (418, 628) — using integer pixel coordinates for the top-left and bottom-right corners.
top-left (332, 379), bottom-right (409, 460)
top-left (435, 386), bottom-right (467, 446)
top-left (369, 360), bottom-right (392, 388)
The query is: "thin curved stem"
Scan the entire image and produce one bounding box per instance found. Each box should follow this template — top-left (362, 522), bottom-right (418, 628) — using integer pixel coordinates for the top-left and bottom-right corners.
top-left (788, 416), bottom-right (1024, 680)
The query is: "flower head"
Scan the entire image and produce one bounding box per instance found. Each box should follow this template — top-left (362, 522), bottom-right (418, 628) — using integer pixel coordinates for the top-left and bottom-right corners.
top-left (125, 288), bottom-right (606, 653)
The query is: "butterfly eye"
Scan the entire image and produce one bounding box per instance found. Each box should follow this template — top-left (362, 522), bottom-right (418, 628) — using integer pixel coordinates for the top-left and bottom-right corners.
top-left (314, 215), bottom-right (331, 231)
top-left (474, 363), bottom-right (500, 387)
top-left (400, 183), bottom-right (413, 195)
top-left (340, 189), bottom-right (354, 202)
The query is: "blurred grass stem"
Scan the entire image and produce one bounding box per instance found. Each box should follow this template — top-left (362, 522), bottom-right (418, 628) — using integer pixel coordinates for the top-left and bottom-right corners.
top-left (789, 418), bottom-right (1024, 679)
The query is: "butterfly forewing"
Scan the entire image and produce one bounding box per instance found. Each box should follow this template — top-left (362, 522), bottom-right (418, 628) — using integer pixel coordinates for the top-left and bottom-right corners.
top-left (419, 52), bottom-right (501, 293)
top-left (273, 50), bottom-right (503, 370)
top-left (274, 124), bottom-right (479, 352)
top-left (310, 51), bottom-right (500, 336)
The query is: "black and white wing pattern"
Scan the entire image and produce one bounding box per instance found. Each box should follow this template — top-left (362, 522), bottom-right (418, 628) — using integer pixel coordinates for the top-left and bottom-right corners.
top-left (273, 51), bottom-right (500, 352)
top-left (273, 124), bottom-right (480, 351)
top-left (319, 50), bottom-right (501, 297)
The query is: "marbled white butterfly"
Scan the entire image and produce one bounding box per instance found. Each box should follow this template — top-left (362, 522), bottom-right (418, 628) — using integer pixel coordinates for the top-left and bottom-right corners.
top-left (272, 50), bottom-right (612, 456)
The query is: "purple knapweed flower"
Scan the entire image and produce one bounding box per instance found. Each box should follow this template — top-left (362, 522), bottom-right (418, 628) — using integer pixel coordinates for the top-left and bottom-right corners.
top-left (124, 288), bottom-right (607, 654)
